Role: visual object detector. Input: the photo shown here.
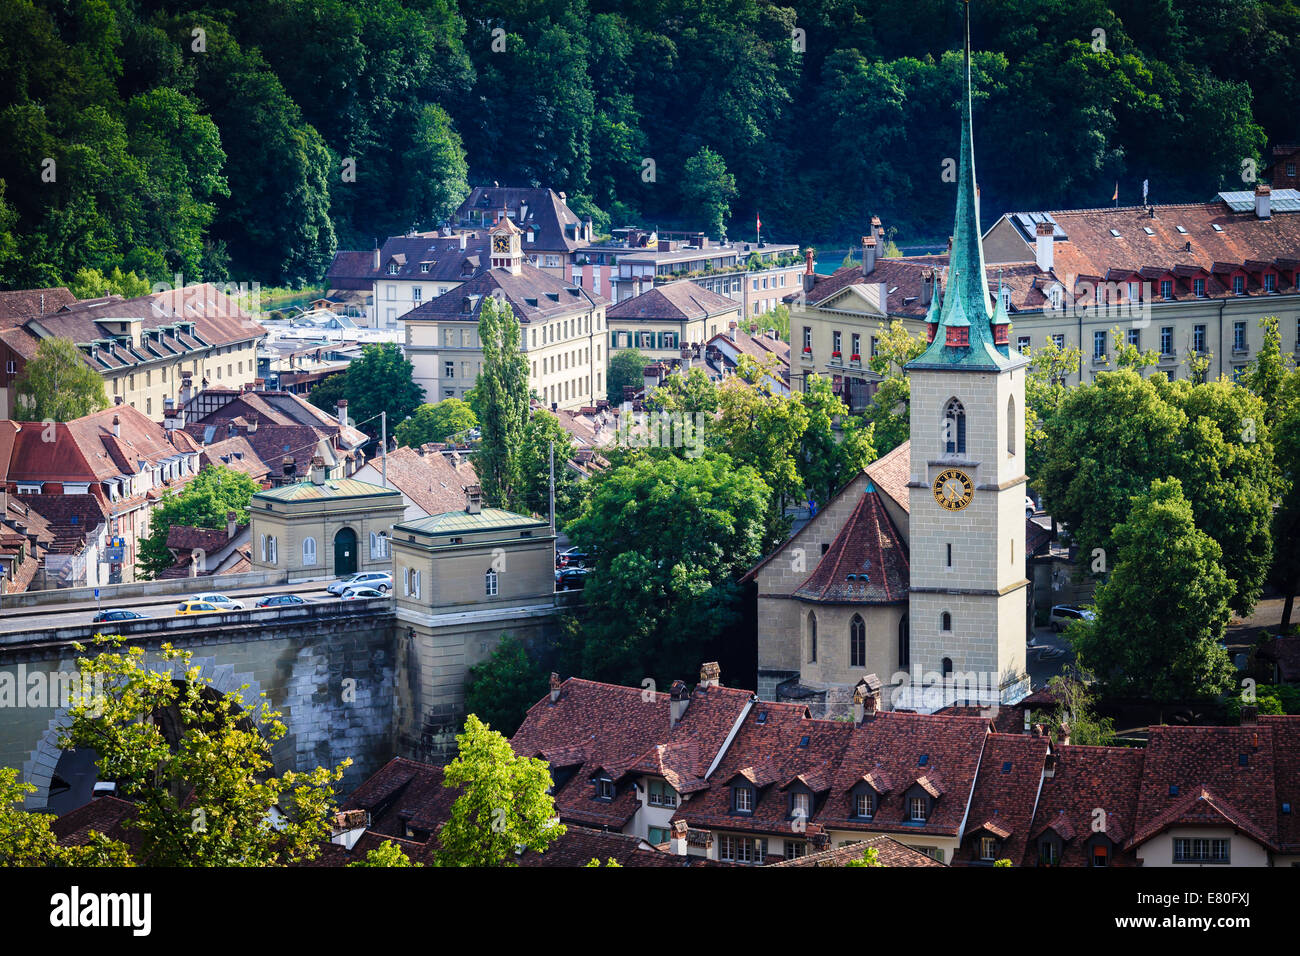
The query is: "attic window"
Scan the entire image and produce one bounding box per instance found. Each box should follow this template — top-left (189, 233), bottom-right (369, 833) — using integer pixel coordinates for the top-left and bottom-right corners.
top-left (1212, 224), bottom-right (1224, 232)
top-left (1169, 785), bottom-right (1179, 797)
top-left (1001, 761), bottom-right (1012, 774)
top-left (918, 754), bottom-right (929, 767)
top-left (1142, 227), bottom-right (1155, 236)
top-left (1176, 226), bottom-right (1187, 234)
top-left (1284, 803), bottom-right (1292, 814)
top-left (798, 735), bottom-right (810, 748)
top-left (595, 776), bottom-right (614, 801)
top-left (1109, 229), bottom-right (1121, 238)
top-left (1239, 753), bottom-right (1249, 766)
top-left (756, 711), bottom-right (768, 724)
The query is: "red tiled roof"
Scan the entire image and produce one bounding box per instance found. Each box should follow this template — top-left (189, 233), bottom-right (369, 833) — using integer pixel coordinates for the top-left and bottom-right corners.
top-left (369, 446), bottom-right (479, 517)
top-left (1132, 724), bottom-right (1279, 852)
top-left (793, 484), bottom-right (908, 604)
top-left (608, 279), bottom-right (740, 322)
top-left (954, 733), bottom-right (1049, 865)
top-left (7, 405), bottom-right (188, 484)
top-left (1024, 744), bottom-right (1144, 866)
top-left (770, 833), bottom-right (945, 867)
top-left (865, 440), bottom-right (911, 513)
top-left (0, 287), bottom-right (77, 328)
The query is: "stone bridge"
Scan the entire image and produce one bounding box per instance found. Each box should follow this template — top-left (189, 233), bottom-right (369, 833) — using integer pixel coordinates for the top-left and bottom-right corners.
top-left (0, 600), bottom-right (397, 810)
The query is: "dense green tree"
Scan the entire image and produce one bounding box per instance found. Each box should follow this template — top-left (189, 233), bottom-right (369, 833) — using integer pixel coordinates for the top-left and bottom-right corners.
top-left (682, 147), bottom-right (738, 239)
top-left (1270, 365), bottom-right (1300, 631)
top-left (1039, 369), bottom-right (1276, 615)
top-left (1024, 337), bottom-right (1083, 483)
top-left (565, 452), bottom-right (769, 684)
top-left (14, 336), bottom-right (108, 421)
top-left (338, 342), bottom-right (426, 447)
top-left (644, 366), bottom-right (720, 418)
top-left (436, 714), bottom-right (563, 867)
top-left (1042, 666), bottom-right (1116, 746)
top-left (476, 295), bottom-right (529, 509)
top-left (137, 464), bottom-right (261, 579)
top-left (798, 373), bottom-right (876, 507)
top-left (403, 104), bottom-right (470, 228)
top-left (67, 265), bottom-right (151, 299)
top-left (63, 637), bottom-right (349, 865)
top-left (464, 636), bottom-right (551, 737)
top-left (395, 398), bottom-right (477, 448)
top-left (1069, 478), bottom-right (1235, 701)
top-left (518, 409), bottom-right (585, 524)
top-left (607, 348), bottom-right (649, 405)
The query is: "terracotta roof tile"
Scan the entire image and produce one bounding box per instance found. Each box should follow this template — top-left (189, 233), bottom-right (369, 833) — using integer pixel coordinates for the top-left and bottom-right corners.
top-left (792, 484), bottom-right (908, 604)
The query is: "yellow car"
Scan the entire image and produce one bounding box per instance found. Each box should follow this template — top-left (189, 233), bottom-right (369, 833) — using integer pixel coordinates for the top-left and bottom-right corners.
top-left (175, 599), bottom-right (221, 616)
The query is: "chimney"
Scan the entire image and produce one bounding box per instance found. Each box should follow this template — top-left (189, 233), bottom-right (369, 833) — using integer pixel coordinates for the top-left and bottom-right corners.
top-left (1255, 183), bottom-right (1271, 219)
top-left (1241, 704), bottom-right (1258, 726)
top-left (699, 661), bottom-right (721, 689)
top-left (809, 825), bottom-right (830, 851)
top-left (226, 510), bottom-right (237, 539)
top-left (373, 244), bottom-right (381, 270)
top-left (669, 680), bottom-right (690, 729)
top-left (643, 363), bottom-right (662, 395)
top-left (282, 456), bottom-right (296, 480)
top-left (336, 398), bottom-right (348, 429)
top-left (584, 216), bottom-right (594, 241)
top-left (727, 320), bottom-right (738, 342)
top-left (465, 483), bottom-right (483, 514)
top-left (1035, 221), bottom-right (1055, 272)
top-left (112, 414), bottom-right (121, 438)
top-left (680, 346), bottom-right (692, 370)
top-left (862, 234), bottom-right (878, 276)
top-left (549, 672), bottom-right (562, 704)
top-left (1031, 723), bottom-right (1045, 737)
top-left (852, 674), bottom-right (883, 723)
top-left (1043, 752), bottom-right (1057, 778)
top-left (114, 395), bottom-right (123, 406)
top-left (179, 373), bottom-right (193, 408)
top-left (310, 455), bottom-right (326, 485)
top-left (459, 232), bottom-right (467, 251)
top-left (670, 820), bottom-right (689, 856)
top-left (245, 414), bottom-right (257, 434)
top-left (1058, 722), bottom-right (1071, 746)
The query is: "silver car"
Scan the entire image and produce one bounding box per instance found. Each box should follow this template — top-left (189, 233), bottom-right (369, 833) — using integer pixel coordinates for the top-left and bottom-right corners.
top-left (189, 593), bottom-right (245, 611)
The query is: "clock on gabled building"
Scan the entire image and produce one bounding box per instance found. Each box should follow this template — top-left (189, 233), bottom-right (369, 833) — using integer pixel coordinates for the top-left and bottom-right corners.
top-left (489, 218), bottom-right (524, 275)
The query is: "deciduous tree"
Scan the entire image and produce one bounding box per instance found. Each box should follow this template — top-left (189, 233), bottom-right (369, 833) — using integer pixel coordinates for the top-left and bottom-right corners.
top-left (14, 336), bottom-right (108, 422)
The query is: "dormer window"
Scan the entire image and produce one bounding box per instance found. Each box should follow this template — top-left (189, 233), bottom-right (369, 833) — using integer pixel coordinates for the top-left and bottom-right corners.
top-left (790, 790), bottom-right (811, 821)
top-left (595, 776), bottom-right (614, 801)
top-left (1090, 837), bottom-right (1111, 867)
top-left (979, 836), bottom-right (1000, 861)
top-left (1264, 272), bottom-right (1277, 293)
top-left (909, 796), bottom-right (928, 822)
top-left (1194, 278), bottom-right (1205, 298)
top-left (1038, 836), bottom-right (1062, 866)
top-left (1233, 275), bottom-right (1245, 295)
top-left (1160, 280), bottom-right (1173, 300)
top-left (387, 263), bottom-right (399, 274)
top-left (733, 785), bottom-right (755, 814)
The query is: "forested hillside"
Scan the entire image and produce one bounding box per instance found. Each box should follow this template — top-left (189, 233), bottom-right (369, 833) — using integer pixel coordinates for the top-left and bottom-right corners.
top-left (0, 0), bottom-right (1293, 289)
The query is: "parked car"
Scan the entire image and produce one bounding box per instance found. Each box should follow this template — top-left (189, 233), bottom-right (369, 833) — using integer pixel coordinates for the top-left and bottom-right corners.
top-left (555, 567), bottom-right (589, 591)
top-left (1025, 495), bottom-right (1037, 518)
top-left (327, 572), bottom-right (392, 595)
top-left (340, 586), bottom-right (386, 601)
top-left (255, 594), bottom-right (308, 609)
top-left (1048, 604), bottom-right (1094, 631)
top-left (175, 599), bottom-right (221, 616)
top-left (92, 608), bottom-right (146, 624)
top-left (189, 593), bottom-right (244, 611)
top-left (556, 548), bottom-right (589, 569)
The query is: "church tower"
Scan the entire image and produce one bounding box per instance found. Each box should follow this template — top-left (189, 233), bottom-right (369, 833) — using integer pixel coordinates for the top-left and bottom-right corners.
top-left (902, 0), bottom-right (1028, 710)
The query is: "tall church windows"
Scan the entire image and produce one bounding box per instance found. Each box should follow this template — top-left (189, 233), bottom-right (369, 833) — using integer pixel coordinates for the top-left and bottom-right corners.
top-left (942, 657), bottom-right (954, 677)
top-left (850, 615), bottom-right (866, 668)
top-left (807, 612), bottom-right (818, 663)
top-left (898, 615), bottom-right (910, 668)
top-left (940, 611), bottom-right (952, 633)
top-left (943, 398), bottom-right (966, 455)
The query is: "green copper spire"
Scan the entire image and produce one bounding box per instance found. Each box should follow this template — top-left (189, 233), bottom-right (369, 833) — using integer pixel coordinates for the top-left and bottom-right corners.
top-left (908, 0), bottom-right (1024, 372)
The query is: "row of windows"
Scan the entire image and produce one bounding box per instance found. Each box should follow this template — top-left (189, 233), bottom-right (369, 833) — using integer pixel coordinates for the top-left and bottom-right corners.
top-left (806, 612), bottom-right (910, 668)
top-left (529, 314), bottom-right (598, 349)
top-left (611, 330), bottom-right (679, 350)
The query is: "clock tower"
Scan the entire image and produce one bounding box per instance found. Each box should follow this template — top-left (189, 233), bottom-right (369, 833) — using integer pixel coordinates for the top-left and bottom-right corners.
top-left (902, 0), bottom-right (1028, 710)
top-left (490, 217), bottom-right (524, 274)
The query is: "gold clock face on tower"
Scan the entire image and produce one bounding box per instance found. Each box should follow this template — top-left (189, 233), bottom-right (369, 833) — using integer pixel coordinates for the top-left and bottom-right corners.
top-left (493, 235), bottom-right (510, 253)
top-left (932, 469), bottom-right (975, 511)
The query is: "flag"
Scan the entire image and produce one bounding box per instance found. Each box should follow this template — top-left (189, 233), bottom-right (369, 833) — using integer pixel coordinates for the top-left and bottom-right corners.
top-left (756, 212), bottom-right (762, 232)
top-left (1112, 182), bottom-right (1118, 202)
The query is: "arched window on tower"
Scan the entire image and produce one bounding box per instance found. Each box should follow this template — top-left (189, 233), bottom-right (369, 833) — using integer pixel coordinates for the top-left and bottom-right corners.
top-left (1007, 395), bottom-right (1016, 456)
top-left (850, 615), bottom-right (866, 668)
top-left (942, 657), bottom-right (953, 677)
top-left (943, 398), bottom-right (966, 455)
top-left (941, 611), bottom-right (952, 632)
top-left (807, 611), bottom-right (818, 664)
